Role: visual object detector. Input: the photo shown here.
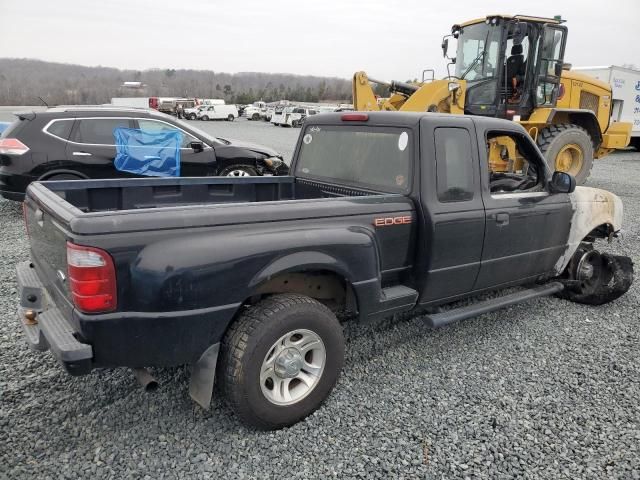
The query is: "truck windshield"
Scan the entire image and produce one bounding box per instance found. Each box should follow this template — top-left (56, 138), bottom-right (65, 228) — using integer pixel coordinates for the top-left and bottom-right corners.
top-left (295, 126), bottom-right (411, 192)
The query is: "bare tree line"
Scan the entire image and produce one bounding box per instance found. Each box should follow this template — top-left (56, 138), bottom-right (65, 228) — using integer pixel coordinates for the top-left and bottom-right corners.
top-left (0, 58), bottom-right (353, 106)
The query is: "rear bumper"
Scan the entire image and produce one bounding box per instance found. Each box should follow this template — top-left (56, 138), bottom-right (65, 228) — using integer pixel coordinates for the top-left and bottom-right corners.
top-left (0, 171), bottom-right (31, 201)
top-left (16, 261), bottom-right (240, 375)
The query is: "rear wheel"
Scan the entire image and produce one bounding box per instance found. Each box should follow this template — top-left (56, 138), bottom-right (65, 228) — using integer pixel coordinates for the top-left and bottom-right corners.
top-left (536, 124), bottom-right (594, 185)
top-left (201, 115), bottom-right (209, 121)
top-left (251, 113), bottom-right (260, 121)
top-left (218, 294), bottom-right (345, 429)
top-left (227, 114), bottom-right (235, 122)
top-left (219, 165), bottom-right (258, 177)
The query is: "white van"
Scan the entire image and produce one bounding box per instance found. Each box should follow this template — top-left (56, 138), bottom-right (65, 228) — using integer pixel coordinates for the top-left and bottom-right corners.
top-left (197, 104), bottom-right (239, 121)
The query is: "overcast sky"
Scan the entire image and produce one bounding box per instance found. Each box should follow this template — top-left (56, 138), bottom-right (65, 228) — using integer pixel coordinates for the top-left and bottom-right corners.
top-left (1, 0), bottom-right (638, 80)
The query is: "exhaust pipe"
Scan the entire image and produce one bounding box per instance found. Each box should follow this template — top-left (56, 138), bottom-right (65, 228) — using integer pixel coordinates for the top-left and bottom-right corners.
top-left (133, 368), bottom-right (159, 392)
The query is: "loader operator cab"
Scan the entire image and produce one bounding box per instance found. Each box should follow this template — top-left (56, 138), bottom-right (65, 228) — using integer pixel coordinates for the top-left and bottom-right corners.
top-left (450, 15), bottom-right (567, 121)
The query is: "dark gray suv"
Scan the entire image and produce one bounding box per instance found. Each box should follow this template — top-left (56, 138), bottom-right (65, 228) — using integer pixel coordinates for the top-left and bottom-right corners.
top-left (0, 106), bottom-right (288, 201)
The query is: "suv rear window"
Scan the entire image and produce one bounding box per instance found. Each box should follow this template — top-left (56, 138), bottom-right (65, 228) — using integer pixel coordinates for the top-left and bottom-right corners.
top-left (72, 118), bottom-right (132, 144)
top-left (45, 119), bottom-right (74, 140)
top-left (295, 125), bottom-right (411, 192)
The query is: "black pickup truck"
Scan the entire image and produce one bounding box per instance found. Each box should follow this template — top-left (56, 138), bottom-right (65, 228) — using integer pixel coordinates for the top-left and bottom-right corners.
top-left (16, 112), bottom-right (633, 429)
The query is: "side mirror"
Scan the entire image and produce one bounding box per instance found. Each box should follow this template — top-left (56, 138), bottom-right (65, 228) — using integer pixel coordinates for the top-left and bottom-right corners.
top-left (550, 171), bottom-right (576, 193)
top-left (441, 38), bottom-right (449, 58)
top-left (190, 141), bottom-right (204, 153)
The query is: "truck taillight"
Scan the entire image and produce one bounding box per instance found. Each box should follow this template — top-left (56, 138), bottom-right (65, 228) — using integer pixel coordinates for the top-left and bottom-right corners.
top-left (67, 242), bottom-right (117, 313)
top-left (0, 138), bottom-right (29, 155)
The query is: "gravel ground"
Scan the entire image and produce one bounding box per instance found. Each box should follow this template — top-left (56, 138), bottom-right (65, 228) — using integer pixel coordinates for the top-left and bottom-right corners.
top-left (0, 133), bottom-right (639, 478)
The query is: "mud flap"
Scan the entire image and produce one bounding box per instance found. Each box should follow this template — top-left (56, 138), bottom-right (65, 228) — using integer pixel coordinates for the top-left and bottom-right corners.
top-left (189, 343), bottom-right (220, 409)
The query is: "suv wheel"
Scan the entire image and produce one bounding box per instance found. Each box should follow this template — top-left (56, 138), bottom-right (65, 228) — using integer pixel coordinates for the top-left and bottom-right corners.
top-left (41, 173), bottom-right (83, 181)
top-left (227, 114), bottom-right (235, 122)
top-left (189, 113), bottom-right (197, 120)
top-left (219, 294), bottom-right (345, 429)
top-left (219, 165), bottom-right (258, 177)
top-left (201, 115), bottom-right (209, 121)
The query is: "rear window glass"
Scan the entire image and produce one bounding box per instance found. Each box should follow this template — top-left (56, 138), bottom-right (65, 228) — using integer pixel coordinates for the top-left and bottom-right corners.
top-left (295, 125), bottom-right (411, 192)
top-left (0, 119), bottom-right (22, 139)
top-left (73, 118), bottom-right (132, 144)
top-left (45, 119), bottom-right (74, 140)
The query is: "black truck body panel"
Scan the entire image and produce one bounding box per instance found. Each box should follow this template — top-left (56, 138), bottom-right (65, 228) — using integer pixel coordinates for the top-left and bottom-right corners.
top-left (19, 112), bottom-right (584, 373)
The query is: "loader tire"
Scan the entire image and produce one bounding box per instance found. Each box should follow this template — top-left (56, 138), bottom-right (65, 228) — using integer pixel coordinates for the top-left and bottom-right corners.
top-left (537, 124), bottom-right (594, 185)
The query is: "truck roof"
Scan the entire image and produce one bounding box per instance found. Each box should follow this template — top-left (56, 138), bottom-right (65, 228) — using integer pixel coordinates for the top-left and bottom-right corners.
top-left (305, 111), bottom-right (529, 134)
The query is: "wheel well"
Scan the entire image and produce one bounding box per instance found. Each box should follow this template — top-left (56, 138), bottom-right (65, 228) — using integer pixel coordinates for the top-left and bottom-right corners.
top-left (38, 169), bottom-right (87, 181)
top-left (550, 110), bottom-right (602, 148)
top-left (251, 270), bottom-right (357, 314)
top-left (585, 223), bottom-right (615, 241)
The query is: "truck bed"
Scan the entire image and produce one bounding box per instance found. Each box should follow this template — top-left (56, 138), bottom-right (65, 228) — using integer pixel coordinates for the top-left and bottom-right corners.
top-left (38, 176), bottom-right (381, 213)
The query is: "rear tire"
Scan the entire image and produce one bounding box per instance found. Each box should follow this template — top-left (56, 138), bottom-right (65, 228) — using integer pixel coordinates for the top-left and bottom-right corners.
top-left (227, 114), bottom-right (235, 122)
top-left (251, 113), bottom-right (260, 121)
top-left (536, 124), bottom-right (594, 185)
top-left (218, 294), bottom-right (345, 430)
top-left (201, 115), bottom-right (209, 121)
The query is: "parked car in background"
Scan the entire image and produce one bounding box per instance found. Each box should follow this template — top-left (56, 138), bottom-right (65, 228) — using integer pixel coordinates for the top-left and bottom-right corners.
top-left (183, 105), bottom-right (206, 120)
top-left (243, 101), bottom-right (267, 120)
top-left (0, 106), bottom-right (288, 201)
top-left (197, 104), bottom-right (239, 121)
top-left (270, 105), bottom-right (288, 126)
top-left (281, 107), bottom-right (318, 127)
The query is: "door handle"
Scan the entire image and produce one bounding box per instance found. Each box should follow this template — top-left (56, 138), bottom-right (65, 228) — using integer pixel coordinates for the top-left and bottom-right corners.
top-left (495, 212), bottom-right (510, 226)
top-left (72, 151), bottom-right (92, 156)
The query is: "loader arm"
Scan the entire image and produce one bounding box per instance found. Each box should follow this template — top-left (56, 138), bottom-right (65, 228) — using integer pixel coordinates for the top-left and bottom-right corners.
top-left (353, 71), bottom-right (466, 114)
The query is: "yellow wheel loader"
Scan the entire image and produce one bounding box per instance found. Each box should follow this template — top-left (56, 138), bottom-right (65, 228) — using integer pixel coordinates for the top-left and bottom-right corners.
top-left (353, 15), bottom-right (631, 184)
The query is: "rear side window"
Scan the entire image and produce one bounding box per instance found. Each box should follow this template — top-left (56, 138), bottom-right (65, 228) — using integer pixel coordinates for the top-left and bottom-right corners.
top-left (45, 119), bottom-right (74, 140)
top-left (73, 118), bottom-right (132, 144)
top-left (295, 125), bottom-right (411, 192)
top-left (434, 127), bottom-right (474, 202)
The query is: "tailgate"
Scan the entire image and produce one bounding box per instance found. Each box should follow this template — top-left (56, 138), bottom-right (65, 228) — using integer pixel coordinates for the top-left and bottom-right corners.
top-left (23, 187), bottom-right (76, 319)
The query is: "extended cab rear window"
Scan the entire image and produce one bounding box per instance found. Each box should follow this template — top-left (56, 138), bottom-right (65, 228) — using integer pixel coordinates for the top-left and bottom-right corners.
top-left (295, 125), bottom-right (411, 192)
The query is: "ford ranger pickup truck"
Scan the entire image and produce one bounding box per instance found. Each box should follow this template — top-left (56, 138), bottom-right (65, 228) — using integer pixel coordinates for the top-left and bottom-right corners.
top-left (16, 112), bottom-right (633, 429)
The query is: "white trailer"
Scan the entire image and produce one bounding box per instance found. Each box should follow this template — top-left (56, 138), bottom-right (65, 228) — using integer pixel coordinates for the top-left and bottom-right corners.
top-left (574, 66), bottom-right (640, 149)
top-left (111, 97), bottom-right (152, 109)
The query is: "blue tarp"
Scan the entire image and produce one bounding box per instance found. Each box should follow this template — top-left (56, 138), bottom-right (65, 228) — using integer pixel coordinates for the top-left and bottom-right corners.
top-left (114, 127), bottom-right (182, 177)
top-left (0, 122), bottom-right (11, 134)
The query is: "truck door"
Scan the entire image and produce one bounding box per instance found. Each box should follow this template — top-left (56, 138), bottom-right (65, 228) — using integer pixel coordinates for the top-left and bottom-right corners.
top-left (419, 117), bottom-right (486, 303)
top-left (473, 127), bottom-right (572, 290)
